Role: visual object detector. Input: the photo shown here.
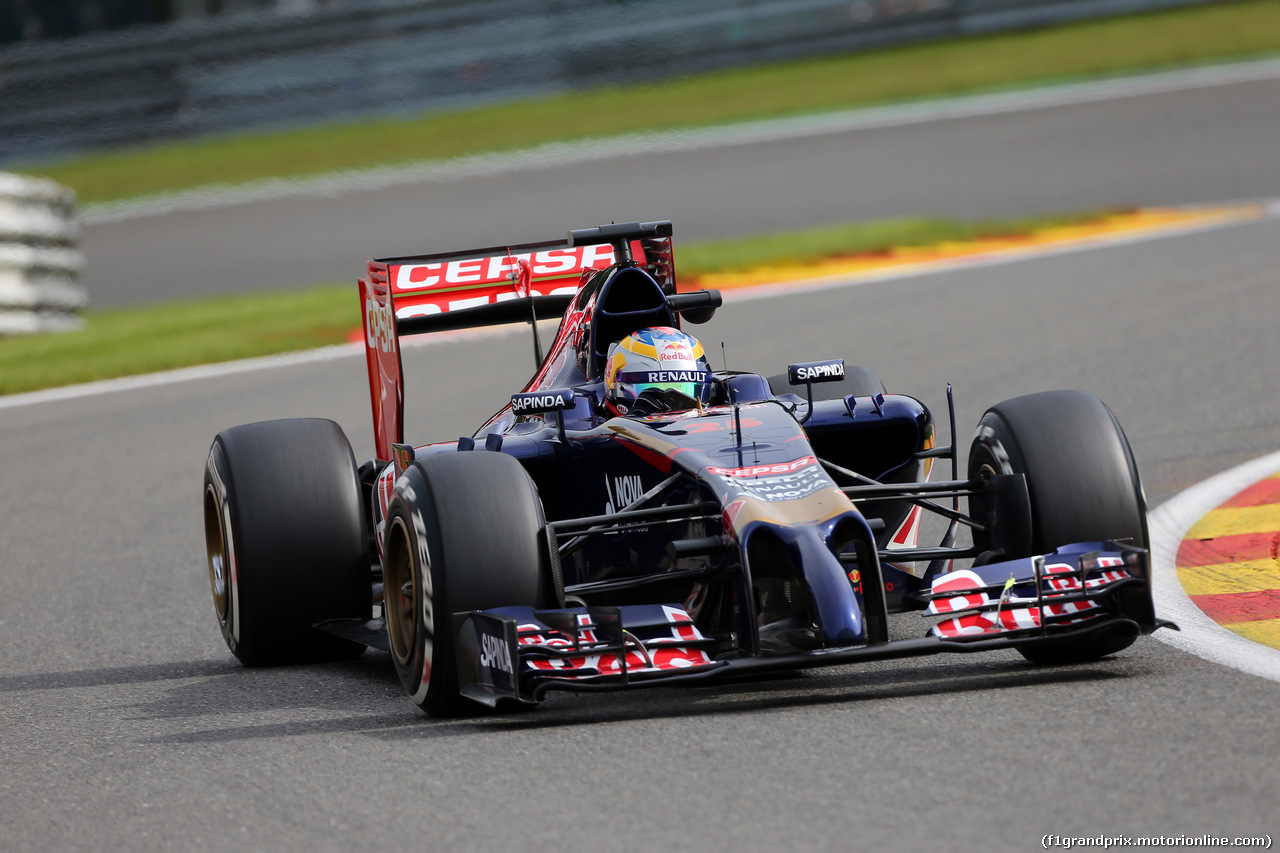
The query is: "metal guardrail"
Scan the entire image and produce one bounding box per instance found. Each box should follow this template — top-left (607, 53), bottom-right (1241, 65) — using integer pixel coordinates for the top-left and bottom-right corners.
top-left (0, 174), bottom-right (85, 333)
top-left (0, 0), bottom-right (1220, 163)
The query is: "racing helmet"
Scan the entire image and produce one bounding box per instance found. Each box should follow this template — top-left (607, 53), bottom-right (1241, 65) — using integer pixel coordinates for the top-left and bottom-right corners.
top-left (604, 326), bottom-right (714, 415)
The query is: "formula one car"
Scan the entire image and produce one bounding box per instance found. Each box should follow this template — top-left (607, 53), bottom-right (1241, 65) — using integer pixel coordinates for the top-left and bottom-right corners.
top-left (203, 220), bottom-right (1166, 717)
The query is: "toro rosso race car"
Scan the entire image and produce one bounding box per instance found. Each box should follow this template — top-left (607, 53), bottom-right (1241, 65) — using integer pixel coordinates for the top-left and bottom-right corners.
top-left (203, 221), bottom-right (1169, 717)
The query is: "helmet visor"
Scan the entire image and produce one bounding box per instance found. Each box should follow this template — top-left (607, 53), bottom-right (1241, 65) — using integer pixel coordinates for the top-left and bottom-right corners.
top-left (618, 369), bottom-right (711, 405)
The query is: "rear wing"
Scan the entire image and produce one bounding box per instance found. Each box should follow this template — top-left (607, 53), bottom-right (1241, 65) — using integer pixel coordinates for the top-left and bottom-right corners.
top-left (358, 221), bottom-right (676, 461)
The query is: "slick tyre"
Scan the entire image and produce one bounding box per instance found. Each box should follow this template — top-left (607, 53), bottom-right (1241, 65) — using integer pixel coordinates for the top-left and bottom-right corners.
top-left (383, 452), bottom-right (560, 717)
top-left (203, 418), bottom-right (370, 666)
top-left (967, 390), bottom-right (1152, 664)
top-left (768, 366), bottom-right (885, 400)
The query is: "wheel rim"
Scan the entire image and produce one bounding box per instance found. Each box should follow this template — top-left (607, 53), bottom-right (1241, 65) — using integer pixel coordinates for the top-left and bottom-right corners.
top-left (385, 517), bottom-right (418, 666)
top-left (203, 485), bottom-right (229, 622)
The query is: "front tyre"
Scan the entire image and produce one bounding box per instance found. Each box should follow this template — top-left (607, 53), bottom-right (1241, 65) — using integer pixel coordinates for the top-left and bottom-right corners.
top-left (383, 452), bottom-right (559, 717)
top-left (967, 390), bottom-right (1152, 664)
top-left (203, 418), bottom-right (370, 665)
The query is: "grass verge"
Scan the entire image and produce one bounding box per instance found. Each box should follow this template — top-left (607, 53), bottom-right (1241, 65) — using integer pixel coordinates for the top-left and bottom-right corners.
top-left (675, 210), bottom-right (1118, 277)
top-left (26, 0), bottom-right (1280, 205)
top-left (0, 210), bottom-right (1123, 396)
top-left (0, 285), bottom-right (358, 395)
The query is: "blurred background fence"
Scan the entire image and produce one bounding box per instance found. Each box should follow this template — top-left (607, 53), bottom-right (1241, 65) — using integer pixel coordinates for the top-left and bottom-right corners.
top-left (0, 0), bottom-right (1220, 163)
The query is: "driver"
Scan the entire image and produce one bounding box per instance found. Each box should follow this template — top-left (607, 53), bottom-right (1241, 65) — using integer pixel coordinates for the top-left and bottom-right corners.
top-left (603, 326), bottom-right (714, 416)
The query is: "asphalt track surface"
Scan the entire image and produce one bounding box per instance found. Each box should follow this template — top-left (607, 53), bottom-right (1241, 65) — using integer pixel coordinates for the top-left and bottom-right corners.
top-left (80, 69), bottom-right (1280, 306)
top-left (4, 75), bottom-right (1280, 852)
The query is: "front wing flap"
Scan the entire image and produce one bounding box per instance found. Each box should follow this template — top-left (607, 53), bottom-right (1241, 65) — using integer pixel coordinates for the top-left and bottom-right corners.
top-left (454, 603), bottom-right (725, 707)
top-left (922, 541), bottom-right (1152, 640)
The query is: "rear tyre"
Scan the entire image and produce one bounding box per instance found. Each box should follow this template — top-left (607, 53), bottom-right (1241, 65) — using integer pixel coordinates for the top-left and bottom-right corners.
top-left (767, 366), bottom-right (885, 400)
top-left (383, 452), bottom-right (559, 717)
top-left (203, 418), bottom-right (370, 666)
top-left (967, 390), bottom-right (1151, 664)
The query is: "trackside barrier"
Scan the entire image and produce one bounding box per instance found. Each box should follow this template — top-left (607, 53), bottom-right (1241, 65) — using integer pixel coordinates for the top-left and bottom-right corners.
top-left (0, 173), bottom-right (85, 333)
top-left (0, 0), bottom-right (1220, 162)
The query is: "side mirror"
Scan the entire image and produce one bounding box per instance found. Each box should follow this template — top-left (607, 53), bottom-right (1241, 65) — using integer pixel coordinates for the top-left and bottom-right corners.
top-left (668, 289), bottom-right (722, 325)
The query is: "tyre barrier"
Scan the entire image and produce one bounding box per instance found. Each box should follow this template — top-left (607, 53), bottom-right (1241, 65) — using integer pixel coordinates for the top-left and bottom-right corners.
top-left (0, 173), bottom-right (85, 334)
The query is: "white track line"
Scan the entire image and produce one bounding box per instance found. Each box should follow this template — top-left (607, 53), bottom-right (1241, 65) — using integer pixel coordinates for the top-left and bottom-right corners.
top-left (1149, 452), bottom-right (1280, 684)
top-left (5, 198), bottom-right (1279, 412)
top-left (0, 344), bottom-right (359, 411)
top-left (81, 57), bottom-right (1280, 225)
top-left (0, 322), bottom-right (526, 411)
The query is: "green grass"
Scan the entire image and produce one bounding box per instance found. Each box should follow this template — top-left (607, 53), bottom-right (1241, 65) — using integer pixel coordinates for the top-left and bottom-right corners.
top-left (0, 284), bottom-right (359, 395)
top-left (0, 210), bottom-right (1124, 395)
top-left (27, 0), bottom-right (1280, 205)
top-left (676, 210), bottom-right (1120, 277)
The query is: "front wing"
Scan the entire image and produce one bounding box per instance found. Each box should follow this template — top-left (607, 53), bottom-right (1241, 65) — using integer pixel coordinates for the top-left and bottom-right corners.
top-left (453, 541), bottom-right (1160, 707)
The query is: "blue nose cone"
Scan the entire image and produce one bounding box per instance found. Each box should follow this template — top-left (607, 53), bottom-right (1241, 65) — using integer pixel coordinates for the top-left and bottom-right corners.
top-left (769, 523), bottom-right (865, 647)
